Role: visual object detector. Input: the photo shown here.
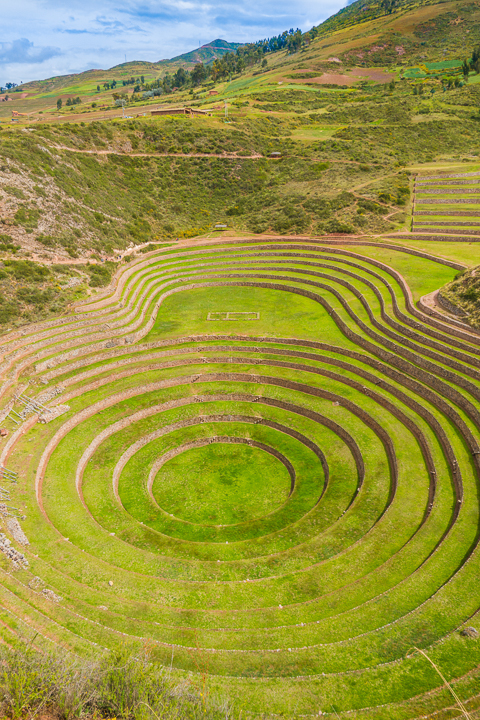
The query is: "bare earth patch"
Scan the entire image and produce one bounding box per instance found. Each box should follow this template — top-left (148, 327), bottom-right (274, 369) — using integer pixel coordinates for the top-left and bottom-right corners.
top-left (282, 67), bottom-right (394, 86)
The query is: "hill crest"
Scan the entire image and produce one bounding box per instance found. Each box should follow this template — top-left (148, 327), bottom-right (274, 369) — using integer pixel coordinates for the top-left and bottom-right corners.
top-left (165, 39), bottom-right (243, 65)
top-left (17, 39), bottom-right (242, 93)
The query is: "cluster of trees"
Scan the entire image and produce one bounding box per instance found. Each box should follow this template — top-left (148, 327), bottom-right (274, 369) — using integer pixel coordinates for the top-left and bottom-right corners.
top-left (162, 65), bottom-right (207, 91)
top-left (114, 64), bottom-right (209, 102)
top-left (210, 54), bottom-right (244, 81)
top-left (56, 97), bottom-right (82, 110)
top-left (123, 76), bottom-right (145, 86)
top-left (380, 0), bottom-right (400, 14)
top-left (462, 45), bottom-right (480, 77)
top-left (442, 76), bottom-right (462, 89)
top-left (97, 80), bottom-right (118, 91)
top-left (0, 81), bottom-right (18, 95)
top-left (251, 28), bottom-right (305, 54)
top-left (96, 76), bottom-right (148, 93)
top-left (201, 29), bottom-right (306, 82)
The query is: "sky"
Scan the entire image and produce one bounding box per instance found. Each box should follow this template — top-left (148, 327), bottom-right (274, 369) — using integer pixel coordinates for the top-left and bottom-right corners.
top-left (1, 0), bottom-right (348, 86)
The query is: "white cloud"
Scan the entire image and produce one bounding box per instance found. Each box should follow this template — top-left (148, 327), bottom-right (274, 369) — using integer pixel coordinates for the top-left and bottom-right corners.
top-left (0, 38), bottom-right (61, 64)
top-left (0, 0), bottom-right (347, 84)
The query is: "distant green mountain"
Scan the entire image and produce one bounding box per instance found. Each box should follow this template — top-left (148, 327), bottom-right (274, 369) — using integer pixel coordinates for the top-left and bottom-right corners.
top-left (16, 39), bottom-right (243, 95)
top-left (164, 39), bottom-right (243, 66)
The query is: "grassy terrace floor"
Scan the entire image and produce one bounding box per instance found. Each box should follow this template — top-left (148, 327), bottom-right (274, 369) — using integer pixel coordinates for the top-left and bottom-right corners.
top-left (1, 238), bottom-right (480, 718)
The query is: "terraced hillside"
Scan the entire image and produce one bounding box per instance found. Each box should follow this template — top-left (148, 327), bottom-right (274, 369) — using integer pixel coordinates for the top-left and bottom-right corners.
top-left (391, 169), bottom-right (480, 243)
top-left (0, 239), bottom-right (480, 717)
top-left (414, 171), bottom-right (480, 238)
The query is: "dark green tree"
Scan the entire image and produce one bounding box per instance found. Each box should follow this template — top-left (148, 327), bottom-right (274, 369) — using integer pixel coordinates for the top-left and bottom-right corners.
top-left (173, 67), bottom-right (188, 87)
top-left (287, 30), bottom-right (302, 53)
top-left (381, 0), bottom-right (399, 14)
top-left (56, 98), bottom-right (62, 110)
top-left (469, 45), bottom-right (480, 73)
top-left (191, 63), bottom-right (207, 86)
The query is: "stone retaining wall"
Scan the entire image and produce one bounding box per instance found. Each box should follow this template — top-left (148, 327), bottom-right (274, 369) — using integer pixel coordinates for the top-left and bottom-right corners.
top-left (437, 293), bottom-right (467, 318)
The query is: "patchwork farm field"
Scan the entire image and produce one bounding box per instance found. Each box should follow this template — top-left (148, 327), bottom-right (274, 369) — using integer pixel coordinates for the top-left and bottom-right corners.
top-left (1, 238), bottom-right (480, 717)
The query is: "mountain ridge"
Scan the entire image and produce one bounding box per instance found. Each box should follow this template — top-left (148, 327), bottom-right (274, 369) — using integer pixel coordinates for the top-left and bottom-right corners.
top-left (164, 38), bottom-right (243, 65)
top-left (14, 39), bottom-right (244, 93)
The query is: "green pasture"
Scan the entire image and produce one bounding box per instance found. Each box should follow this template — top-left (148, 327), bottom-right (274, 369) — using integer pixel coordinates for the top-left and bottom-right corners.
top-left (150, 442), bottom-right (292, 525)
top-left (413, 223), bottom-right (480, 231)
top-left (391, 240), bottom-right (480, 266)
top-left (403, 59), bottom-right (462, 79)
top-left (290, 124), bottom-right (342, 142)
top-left (144, 283), bottom-right (355, 345)
top-left (334, 244), bottom-right (458, 298)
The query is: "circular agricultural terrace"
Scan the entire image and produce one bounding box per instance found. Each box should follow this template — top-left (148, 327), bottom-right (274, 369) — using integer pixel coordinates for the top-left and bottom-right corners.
top-left (1, 240), bottom-right (480, 718)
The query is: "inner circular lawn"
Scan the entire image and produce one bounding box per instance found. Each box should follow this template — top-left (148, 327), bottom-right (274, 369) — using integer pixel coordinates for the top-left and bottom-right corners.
top-left (152, 441), bottom-right (292, 525)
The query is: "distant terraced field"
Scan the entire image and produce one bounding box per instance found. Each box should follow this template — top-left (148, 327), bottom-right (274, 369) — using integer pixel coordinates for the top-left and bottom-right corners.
top-left (1, 239), bottom-right (480, 718)
top-left (391, 169), bottom-right (480, 243)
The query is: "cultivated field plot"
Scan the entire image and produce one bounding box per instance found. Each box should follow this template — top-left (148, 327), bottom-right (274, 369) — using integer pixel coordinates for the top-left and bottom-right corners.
top-left (1, 240), bottom-right (480, 718)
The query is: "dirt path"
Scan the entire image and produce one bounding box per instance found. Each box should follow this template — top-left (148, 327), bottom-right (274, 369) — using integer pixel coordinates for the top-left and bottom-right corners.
top-left (419, 289), bottom-right (479, 337)
top-left (44, 145), bottom-right (396, 166)
top-left (30, 239), bottom-right (157, 266)
top-left (47, 143), bottom-right (263, 160)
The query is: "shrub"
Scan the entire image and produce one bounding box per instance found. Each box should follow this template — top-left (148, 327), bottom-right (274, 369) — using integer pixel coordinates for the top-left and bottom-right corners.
top-left (273, 204), bottom-right (309, 233)
top-left (330, 191), bottom-right (355, 211)
top-left (226, 204), bottom-right (244, 216)
top-left (303, 197), bottom-right (332, 219)
top-left (126, 218), bottom-right (152, 242)
top-left (0, 294), bottom-right (20, 323)
top-left (4, 260), bottom-right (49, 282)
top-left (17, 286), bottom-right (55, 306)
top-left (357, 198), bottom-right (388, 215)
top-left (0, 644), bottom-right (223, 720)
top-left (14, 204), bottom-right (40, 231)
top-left (37, 234), bottom-right (56, 247)
top-left (0, 234), bottom-right (19, 252)
top-left (3, 185), bottom-right (25, 199)
top-left (322, 218), bottom-right (355, 233)
top-left (84, 261), bottom-right (115, 287)
top-left (379, 192), bottom-right (395, 204)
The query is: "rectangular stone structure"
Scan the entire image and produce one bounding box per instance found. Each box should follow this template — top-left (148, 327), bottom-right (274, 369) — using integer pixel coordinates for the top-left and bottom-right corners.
top-left (207, 312), bottom-right (260, 321)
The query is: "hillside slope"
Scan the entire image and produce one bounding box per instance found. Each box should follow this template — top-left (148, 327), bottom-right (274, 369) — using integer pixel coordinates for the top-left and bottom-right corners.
top-left (0, 0), bottom-right (479, 328)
